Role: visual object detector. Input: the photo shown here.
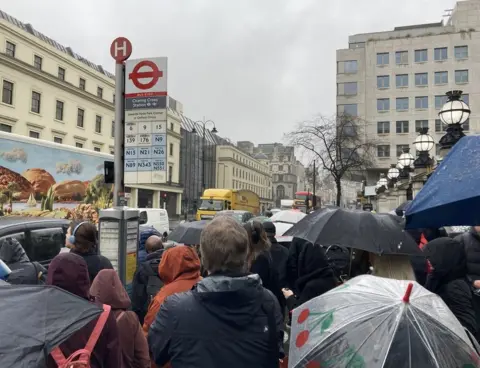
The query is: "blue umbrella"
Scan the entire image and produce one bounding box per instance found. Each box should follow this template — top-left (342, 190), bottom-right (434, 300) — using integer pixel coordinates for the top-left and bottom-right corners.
top-left (406, 136), bottom-right (480, 229)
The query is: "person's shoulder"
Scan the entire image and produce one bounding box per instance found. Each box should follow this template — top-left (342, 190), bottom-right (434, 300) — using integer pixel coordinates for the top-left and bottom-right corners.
top-left (445, 279), bottom-right (471, 298)
top-left (163, 290), bottom-right (196, 311)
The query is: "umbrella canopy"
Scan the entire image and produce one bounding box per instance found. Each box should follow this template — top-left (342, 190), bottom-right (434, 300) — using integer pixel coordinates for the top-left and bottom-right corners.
top-left (270, 210), bottom-right (306, 224)
top-left (167, 220), bottom-right (209, 245)
top-left (284, 207), bottom-right (421, 255)
top-left (406, 136), bottom-right (480, 229)
top-left (249, 216), bottom-right (271, 223)
top-left (272, 222), bottom-right (294, 236)
top-left (0, 284), bottom-right (102, 367)
top-left (396, 200), bottom-right (411, 213)
top-left (289, 275), bottom-right (479, 368)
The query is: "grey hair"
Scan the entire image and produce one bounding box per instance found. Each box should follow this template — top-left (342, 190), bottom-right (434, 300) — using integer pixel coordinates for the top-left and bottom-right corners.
top-left (200, 216), bottom-right (249, 274)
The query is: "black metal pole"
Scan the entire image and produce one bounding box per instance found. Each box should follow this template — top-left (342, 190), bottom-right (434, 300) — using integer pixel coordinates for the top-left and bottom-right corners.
top-left (202, 123), bottom-right (206, 191)
top-left (312, 160), bottom-right (316, 208)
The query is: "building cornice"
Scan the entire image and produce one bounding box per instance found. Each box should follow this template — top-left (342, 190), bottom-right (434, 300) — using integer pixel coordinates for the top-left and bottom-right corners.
top-left (217, 156), bottom-right (271, 177)
top-left (0, 114), bottom-right (18, 123)
top-left (0, 53), bottom-right (114, 111)
top-left (0, 21), bottom-right (115, 87)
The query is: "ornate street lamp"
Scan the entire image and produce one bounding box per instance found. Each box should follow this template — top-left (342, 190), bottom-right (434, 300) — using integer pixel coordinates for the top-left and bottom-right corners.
top-left (376, 173), bottom-right (388, 194)
top-left (438, 90), bottom-right (470, 150)
top-left (413, 127), bottom-right (435, 169)
top-left (398, 147), bottom-right (414, 180)
top-left (387, 164), bottom-right (400, 187)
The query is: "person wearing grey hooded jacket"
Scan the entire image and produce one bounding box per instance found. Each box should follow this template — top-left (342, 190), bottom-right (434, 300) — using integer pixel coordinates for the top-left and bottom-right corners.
top-left (0, 238), bottom-right (46, 285)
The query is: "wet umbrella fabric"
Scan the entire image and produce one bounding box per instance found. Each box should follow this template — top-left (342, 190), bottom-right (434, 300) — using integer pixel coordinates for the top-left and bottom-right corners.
top-left (270, 210), bottom-right (306, 224)
top-left (396, 200), bottom-right (411, 213)
top-left (289, 275), bottom-right (480, 368)
top-left (283, 207), bottom-right (421, 255)
top-left (167, 220), bottom-right (209, 245)
top-left (406, 135), bottom-right (480, 229)
top-left (0, 284), bottom-right (102, 367)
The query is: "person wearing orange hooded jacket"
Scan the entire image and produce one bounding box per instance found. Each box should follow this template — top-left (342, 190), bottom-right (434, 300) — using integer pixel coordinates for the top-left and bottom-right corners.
top-left (143, 245), bottom-right (201, 337)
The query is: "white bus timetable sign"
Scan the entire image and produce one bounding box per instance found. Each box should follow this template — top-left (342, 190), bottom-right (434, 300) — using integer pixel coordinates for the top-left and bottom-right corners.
top-left (124, 57), bottom-right (168, 185)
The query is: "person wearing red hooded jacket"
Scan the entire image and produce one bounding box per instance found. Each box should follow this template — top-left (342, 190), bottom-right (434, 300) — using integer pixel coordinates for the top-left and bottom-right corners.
top-left (45, 252), bottom-right (122, 368)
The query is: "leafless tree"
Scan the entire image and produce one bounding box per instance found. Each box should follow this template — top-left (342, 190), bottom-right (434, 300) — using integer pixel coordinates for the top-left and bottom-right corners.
top-left (287, 114), bottom-right (376, 206)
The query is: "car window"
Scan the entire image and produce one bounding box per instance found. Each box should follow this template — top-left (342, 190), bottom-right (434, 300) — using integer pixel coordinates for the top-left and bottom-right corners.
top-left (139, 211), bottom-right (148, 225)
top-left (0, 232), bottom-right (27, 250)
top-left (29, 227), bottom-right (64, 262)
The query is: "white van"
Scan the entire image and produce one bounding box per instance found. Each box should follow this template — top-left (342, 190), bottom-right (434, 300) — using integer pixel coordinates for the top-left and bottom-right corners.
top-left (137, 208), bottom-right (170, 237)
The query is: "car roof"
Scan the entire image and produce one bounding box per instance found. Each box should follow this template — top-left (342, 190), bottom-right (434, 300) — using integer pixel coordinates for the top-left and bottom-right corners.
top-left (0, 216), bottom-right (70, 229)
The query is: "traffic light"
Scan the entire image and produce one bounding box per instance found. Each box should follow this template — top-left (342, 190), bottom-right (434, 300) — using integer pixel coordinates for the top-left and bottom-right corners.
top-left (104, 161), bottom-right (114, 183)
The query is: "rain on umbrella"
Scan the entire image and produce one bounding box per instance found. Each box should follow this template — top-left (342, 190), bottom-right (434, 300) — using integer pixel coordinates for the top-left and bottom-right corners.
top-left (0, 284), bottom-right (102, 367)
top-left (167, 220), bottom-right (209, 245)
top-left (289, 275), bottom-right (480, 368)
top-left (284, 207), bottom-right (421, 255)
top-left (406, 135), bottom-right (480, 229)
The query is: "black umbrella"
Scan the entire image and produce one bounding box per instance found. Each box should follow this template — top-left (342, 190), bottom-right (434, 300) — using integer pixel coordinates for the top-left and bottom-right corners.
top-left (396, 200), bottom-right (412, 213)
top-left (283, 207), bottom-right (421, 255)
top-left (0, 284), bottom-right (102, 367)
top-left (167, 220), bottom-right (209, 245)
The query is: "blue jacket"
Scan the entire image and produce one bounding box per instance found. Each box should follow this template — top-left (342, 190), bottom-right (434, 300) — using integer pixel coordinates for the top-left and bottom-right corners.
top-left (137, 226), bottom-right (161, 263)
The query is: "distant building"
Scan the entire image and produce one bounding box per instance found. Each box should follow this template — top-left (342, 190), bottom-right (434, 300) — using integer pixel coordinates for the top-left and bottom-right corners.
top-left (336, 0), bottom-right (480, 184)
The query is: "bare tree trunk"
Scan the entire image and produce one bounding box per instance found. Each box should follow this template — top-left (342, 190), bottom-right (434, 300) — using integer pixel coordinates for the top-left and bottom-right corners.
top-left (335, 180), bottom-right (342, 207)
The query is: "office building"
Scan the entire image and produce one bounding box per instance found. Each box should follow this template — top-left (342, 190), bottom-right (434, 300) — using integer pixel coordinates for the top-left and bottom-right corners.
top-left (336, 0), bottom-right (480, 183)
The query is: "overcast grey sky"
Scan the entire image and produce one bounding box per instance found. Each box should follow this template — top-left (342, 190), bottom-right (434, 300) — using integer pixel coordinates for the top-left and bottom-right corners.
top-left (1, 0), bottom-right (455, 144)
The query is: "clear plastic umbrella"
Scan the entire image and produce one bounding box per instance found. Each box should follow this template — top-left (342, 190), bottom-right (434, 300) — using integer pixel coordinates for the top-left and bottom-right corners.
top-left (271, 210), bottom-right (306, 224)
top-left (289, 275), bottom-right (480, 368)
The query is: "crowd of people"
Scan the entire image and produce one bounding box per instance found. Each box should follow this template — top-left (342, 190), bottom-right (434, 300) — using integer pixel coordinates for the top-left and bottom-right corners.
top-left (1, 215), bottom-right (480, 367)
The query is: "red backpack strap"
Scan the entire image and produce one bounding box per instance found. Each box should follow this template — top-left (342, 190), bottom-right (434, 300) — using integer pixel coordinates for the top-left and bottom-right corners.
top-left (50, 346), bottom-right (67, 366)
top-left (84, 304), bottom-right (111, 353)
top-left (116, 311), bottom-right (125, 322)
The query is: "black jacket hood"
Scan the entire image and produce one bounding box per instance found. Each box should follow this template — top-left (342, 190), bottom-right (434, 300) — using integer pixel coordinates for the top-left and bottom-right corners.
top-left (193, 273), bottom-right (265, 328)
top-left (296, 242), bottom-right (334, 292)
top-left (0, 238), bottom-right (29, 264)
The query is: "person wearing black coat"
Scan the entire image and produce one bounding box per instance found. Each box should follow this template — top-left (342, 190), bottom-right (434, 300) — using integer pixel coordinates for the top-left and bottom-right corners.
top-left (66, 221), bottom-right (113, 283)
top-left (425, 237), bottom-right (478, 338)
top-left (455, 227), bottom-right (480, 284)
top-left (263, 221), bottom-right (289, 288)
top-left (282, 242), bottom-right (337, 312)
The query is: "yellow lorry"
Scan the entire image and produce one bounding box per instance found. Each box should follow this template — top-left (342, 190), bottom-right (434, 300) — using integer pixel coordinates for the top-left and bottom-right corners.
top-left (196, 189), bottom-right (260, 220)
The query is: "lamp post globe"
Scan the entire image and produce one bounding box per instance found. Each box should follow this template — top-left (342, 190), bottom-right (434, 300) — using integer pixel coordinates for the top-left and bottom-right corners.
top-left (439, 90), bottom-right (470, 151)
top-left (413, 127), bottom-right (435, 153)
top-left (398, 148), bottom-right (414, 168)
top-left (387, 165), bottom-right (400, 180)
top-left (378, 175), bottom-right (388, 187)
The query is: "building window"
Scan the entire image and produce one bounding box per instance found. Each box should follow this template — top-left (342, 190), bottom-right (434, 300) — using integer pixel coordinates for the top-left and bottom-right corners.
top-left (29, 131), bottom-right (40, 139)
top-left (2, 80), bottom-right (13, 105)
top-left (415, 120), bottom-right (429, 131)
top-left (396, 144), bottom-right (409, 157)
top-left (58, 67), bottom-right (65, 81)
top-left (111, 121), bottom-right (115, 137)
top-left (95, 115), bottom-right (102, 133)
top-left (396, 121), bottom-right (409, 134)
top-left (77, 108), bottom-right (84, 128)
top-left (395, 74), bottom-right (408, 88)
top-left (5, 41), bottom-right (15, 57)
top-left (110, 149), bottom-right (114, 155)
top-left (377, 75), bottom-right (390, 89)
top-left (337, 104), bottom-right (357, 116)
top-left (79, 78), bottom-right (86, 90)
top-left (31, 91), bottom-right (41, 114)
top-left (97, 87), bottom-right (103, 98)
top-left (377, 145), bottom-right (390, 158)
top-left (464, 118), bottom-right (470, 131)
top-left (94, 147), bottom-right (101, 152)
top-left (169, 143), bottom-right (173, 156)
top-left (435, 95), bottom-right (448, 109)
top-left (33, 55), bottom-right (42, 70)
top-left (396, 97), bottom-right (409, 111)
top-left (376, 52), bottom-right (389, 66)
top-left (434, 71), bottom-right (448, 85)
top-left (395, 51), bottom-right (408, 64)
top-left (434, 47), bottom-right (448, 61)
top-left (53, 137), bottom-right (63, 144)
top-left (113, 94), bottom-right (115, 103)
top-left (0, 123), bottom-right (11, 133)
top-left (415, 73), bottom-right (428, 86)
top-left (170, 122), bottom-right (174, 131)
top-left (338, 82), bottom-right (357, 95)
top-left (344, 60), bottom-right (358, 73)
top-left (455, 70), bottom-right (469, 84)
top-left (55, 100), bottom-right (64, 120)
top-left (454, 46), bottom-right (468, 59)
top-left (462, 94), bottom-right (469, 105)
top-left (75, 142), bottom-right (83, 148)
top-left (435, 119), bottom-right (446, 132)
top-left (414, 49), bottom-right (428, 62)
top-left (415, 96), bottom-right (428, 109)
top-left (377, 121), bottom-right (390, 134)
top-left (377, 98), bottom-right (390, 112)
top-left (168, 165), bottom-right (173, 183)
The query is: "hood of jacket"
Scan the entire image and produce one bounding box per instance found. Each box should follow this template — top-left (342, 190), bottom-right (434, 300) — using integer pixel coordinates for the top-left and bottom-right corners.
top-left (47, 253), bottom-right (91, 299)
top-left (90, 269), bottom-right (131, 310)
top-left (194, 273), bottom-right (265, 327)
top-left (296, 242), bottom-right (334, 292)
top-left (425, 237), bottom-right (466, 288)
top-left (146, 248), bottom-right (164, 261)
top-left (0, 238), bottom-right (29, 264)
top-left (159, 245), bottom-right (200, 284)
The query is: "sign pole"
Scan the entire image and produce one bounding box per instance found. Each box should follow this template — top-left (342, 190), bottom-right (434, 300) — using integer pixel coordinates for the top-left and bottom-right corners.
top-left (110, 37), bottom-right (133, 207)
top-left (114, 63), bottom-right (126, 207)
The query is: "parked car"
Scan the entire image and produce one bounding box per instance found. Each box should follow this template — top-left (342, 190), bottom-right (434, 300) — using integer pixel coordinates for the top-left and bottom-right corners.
top-left (214, 210), bottom-right (254, 224)
top-left (0, 217), bottom-right (70, 268)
